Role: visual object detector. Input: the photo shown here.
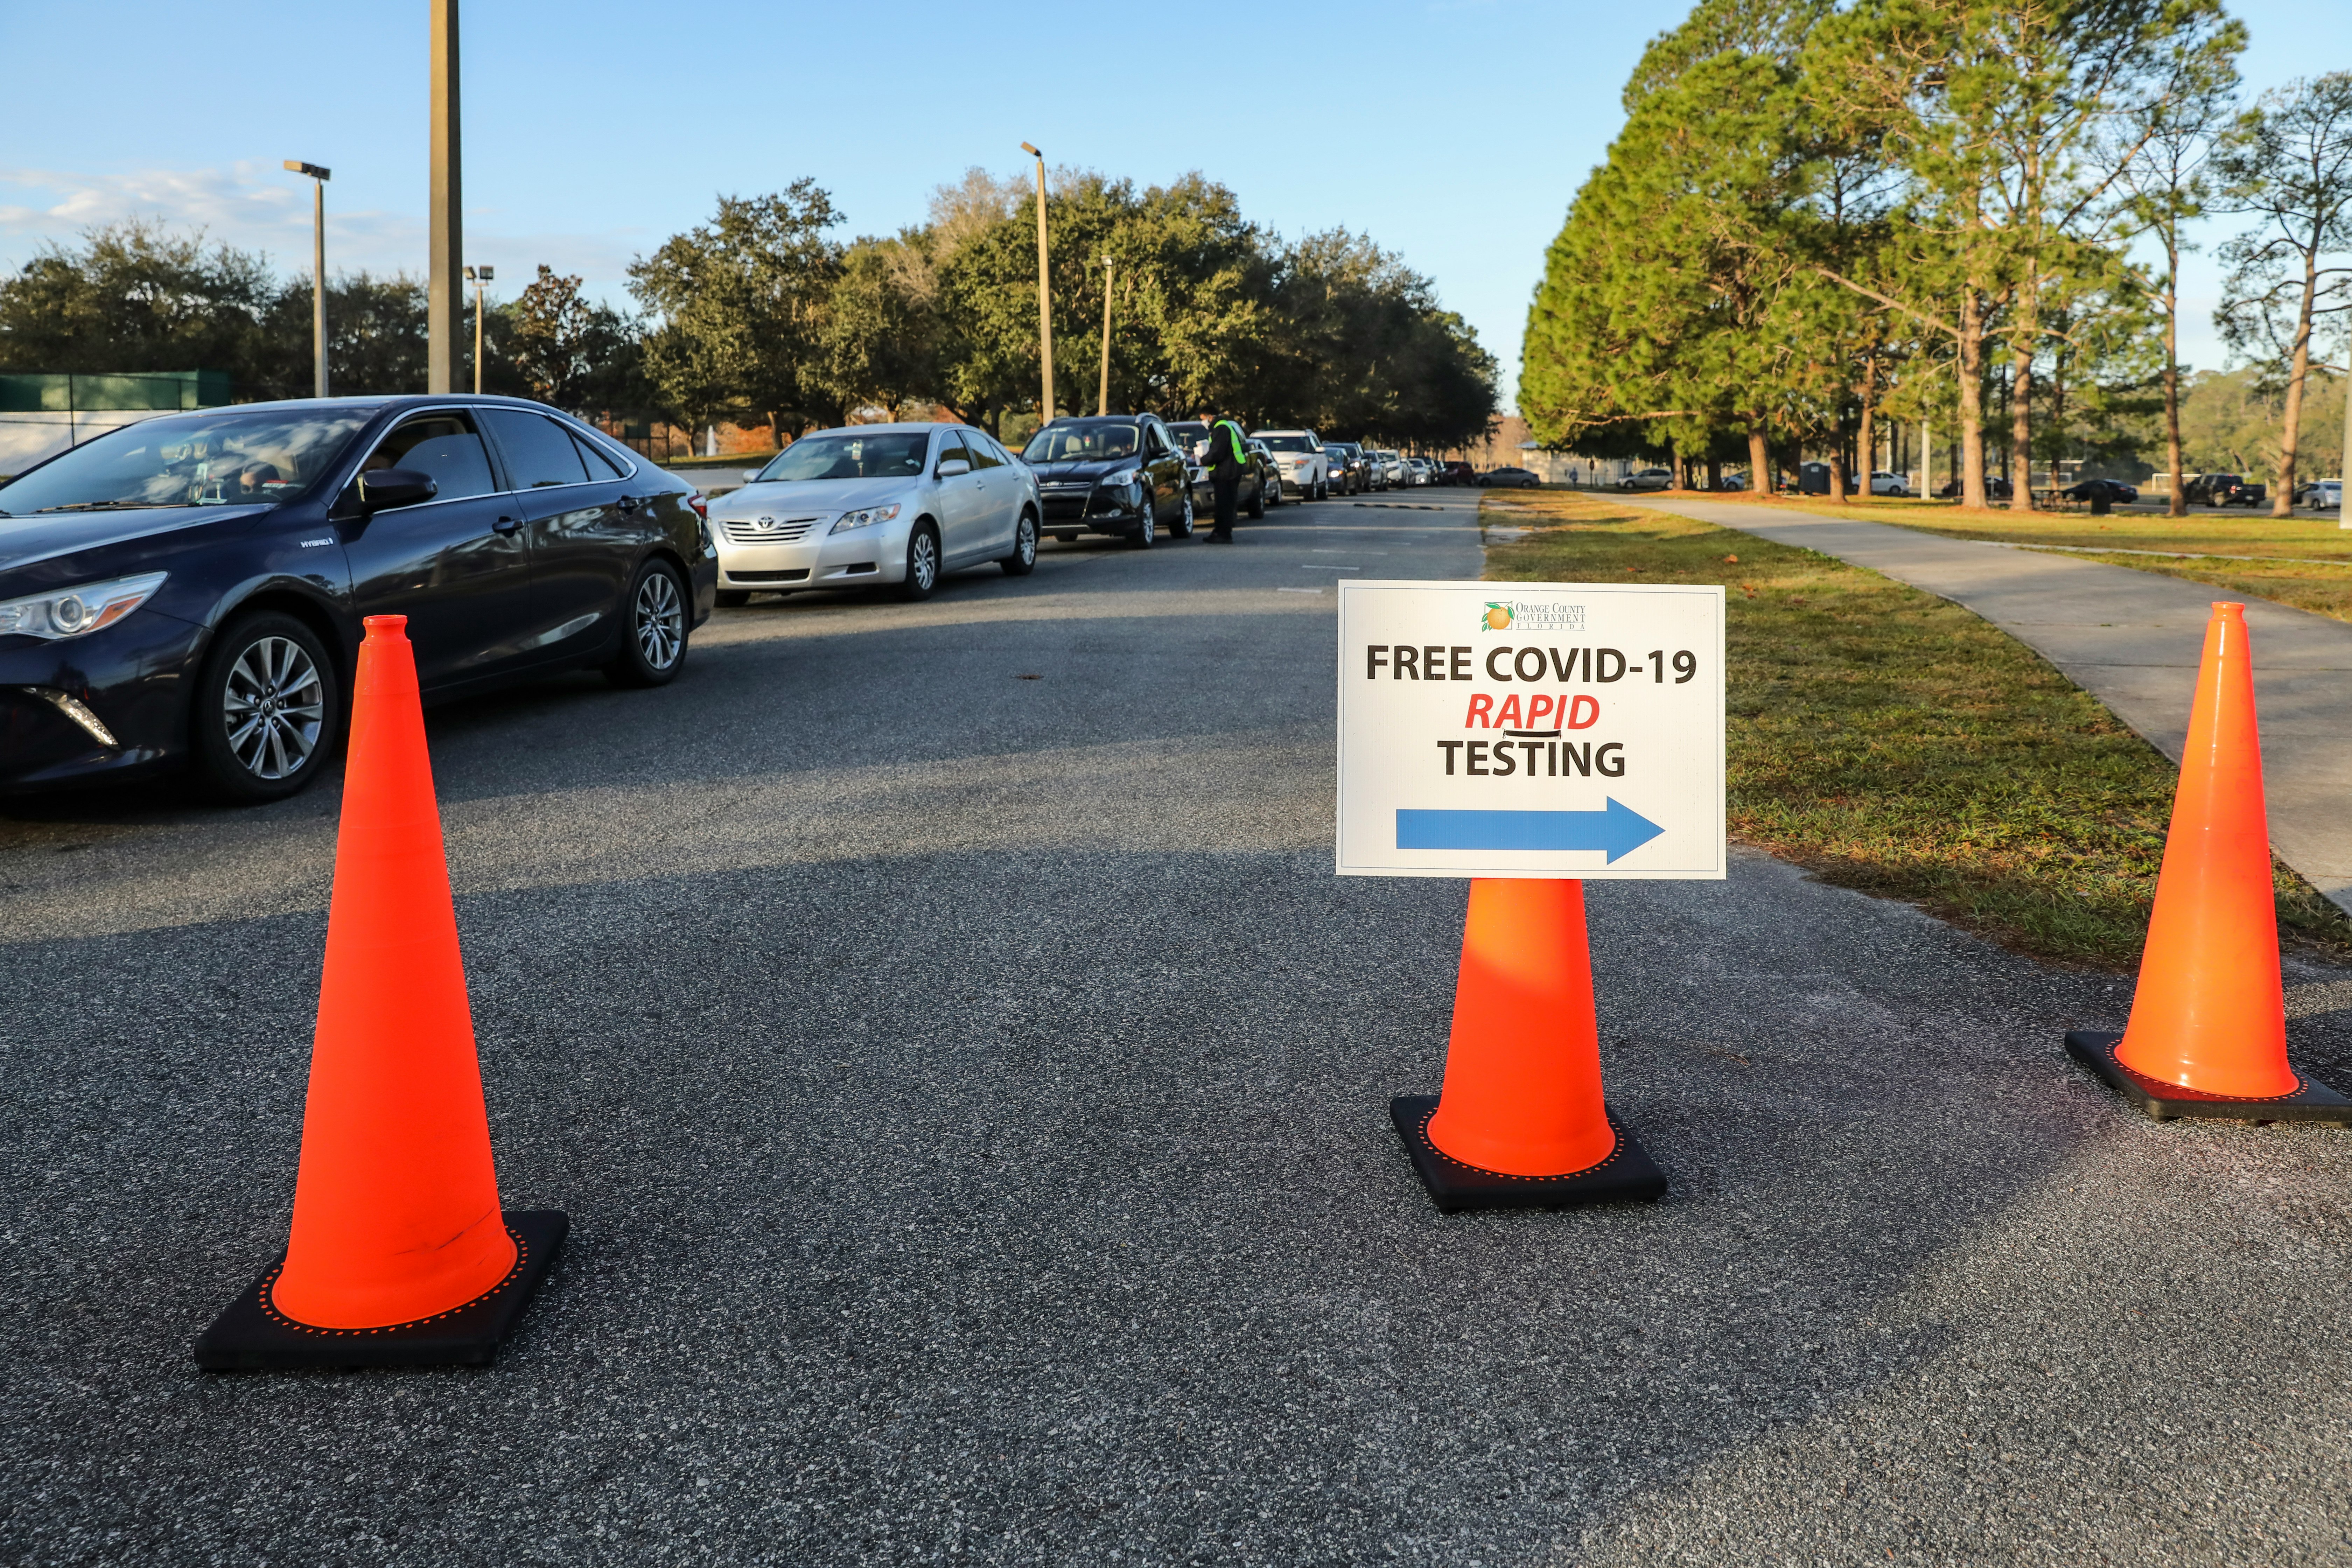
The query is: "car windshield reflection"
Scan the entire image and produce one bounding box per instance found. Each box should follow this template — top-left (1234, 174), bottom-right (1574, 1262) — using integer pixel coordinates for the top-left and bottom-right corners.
top-left (756, 433), bottom-right (930, 482)
top-left (0, 410), bottom-right (371, 516)
top-left (1023, 424), bottom-right (1140, 463)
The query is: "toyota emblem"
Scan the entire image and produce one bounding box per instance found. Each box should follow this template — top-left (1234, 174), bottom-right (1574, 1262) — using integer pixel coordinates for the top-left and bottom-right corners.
top-left (754, 516), bottom-right (776, 531)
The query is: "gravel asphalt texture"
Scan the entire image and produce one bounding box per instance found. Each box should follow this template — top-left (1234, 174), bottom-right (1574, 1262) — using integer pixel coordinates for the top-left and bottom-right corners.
top-left (4, 488), bottom-right (2350, 1566)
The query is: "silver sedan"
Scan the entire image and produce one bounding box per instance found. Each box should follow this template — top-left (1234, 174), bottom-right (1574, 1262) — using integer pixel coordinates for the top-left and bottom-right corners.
top-left (705, 424), bottom-right (1041, 604)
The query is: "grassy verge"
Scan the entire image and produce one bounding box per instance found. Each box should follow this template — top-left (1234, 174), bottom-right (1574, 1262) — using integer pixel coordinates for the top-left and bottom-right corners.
top-left (1480, 490), bottom-right (2351, 968)
top-left (1653, 489), bottom-right (2352, 623)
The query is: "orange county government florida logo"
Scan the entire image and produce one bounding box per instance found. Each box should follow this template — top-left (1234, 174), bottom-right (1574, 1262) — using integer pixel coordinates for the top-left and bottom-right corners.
top-left (1483, 603), bottom-right (1512, 631)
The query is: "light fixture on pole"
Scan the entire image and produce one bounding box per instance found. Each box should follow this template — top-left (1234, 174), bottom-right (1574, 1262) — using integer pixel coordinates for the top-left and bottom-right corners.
top-left (282, 161), bottom-right (331, 398)
top-left (1096, 253), bottom-right (1115, 416)
top-left (1021, 142), bottom-right (1054, 425)
top-left (463, 265), bottom-right (494, 394)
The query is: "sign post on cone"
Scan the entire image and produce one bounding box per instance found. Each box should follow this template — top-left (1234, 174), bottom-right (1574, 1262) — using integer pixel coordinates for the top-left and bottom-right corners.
top-left (2066, 601), bottom-right (2349, 1124)
top-left (1338, 581), bottom-right (1726, 1211)
top-left (196, 616), bottom-right (565, 1370)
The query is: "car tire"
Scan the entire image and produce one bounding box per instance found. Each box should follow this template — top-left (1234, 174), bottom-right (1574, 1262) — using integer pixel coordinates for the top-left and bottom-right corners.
top-left (607, 558), bottom-right (690, 687)
top-left (715, 589), bottom-right (750, 608)
top-left (1268, 476), bottom-right (1283, 508)
top-left (1129, 501), bottom-right (1158, 549)
top-left (1054, 533), bottom-right (1078, 544)
top-left (899, 522), bottom-right (943, 600)
top-left (1000, 510), bottom-right (1038, 576)
top-left (1247, 479), bottom-right (1266, 520)
top-left (1167, 491), bottom-right (1194, 539)
top-left (192, 609), bottom-right (343, 805)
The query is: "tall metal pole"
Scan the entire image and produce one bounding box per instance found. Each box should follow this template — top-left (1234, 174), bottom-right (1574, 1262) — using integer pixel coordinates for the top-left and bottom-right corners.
top-left (1097, 254), bottom-right (1114, 416)
top-left (284, 162), bottom-right (331, 396)
top-left (1021, 143), bottom-right (1054, 424)
top-left (428, 0), bottom-right (463, 394)
top-left (2339, 351), bottom-right (2351, 528)
top-left (465, 264), bottom-right (493, 394)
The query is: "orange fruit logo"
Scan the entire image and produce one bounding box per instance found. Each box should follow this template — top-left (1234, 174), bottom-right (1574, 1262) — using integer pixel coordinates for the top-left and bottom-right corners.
top-left (1483, 604), bottom-right (1512, 631)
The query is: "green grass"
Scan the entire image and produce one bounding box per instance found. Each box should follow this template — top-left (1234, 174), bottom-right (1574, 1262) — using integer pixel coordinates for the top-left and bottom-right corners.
top-left (1682, 491), bottom-right (2352, 623)
top-left (1480, 490), bottom-right (2352, 968)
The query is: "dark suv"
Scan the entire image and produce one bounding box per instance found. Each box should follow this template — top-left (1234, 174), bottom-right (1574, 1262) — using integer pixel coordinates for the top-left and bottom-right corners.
top-left (1020, 415), bottom-right (1195, 545)
top-left (2183, 473), bottom-right (2266, 507)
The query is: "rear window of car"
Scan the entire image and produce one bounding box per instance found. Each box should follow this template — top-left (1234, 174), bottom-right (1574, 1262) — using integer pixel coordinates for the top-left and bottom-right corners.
top-left (482, 409), bottom-right (590, 489)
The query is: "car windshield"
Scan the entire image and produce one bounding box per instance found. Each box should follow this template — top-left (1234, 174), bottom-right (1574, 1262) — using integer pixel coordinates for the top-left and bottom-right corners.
top-left (1256, 435), bottom-right (1316, 453)
top-left (0, 408), bottom-right (371, 516)
top-left (1165, 423), bottom-right (1209, 443)
top-left (1023, 423), bottom-right (1140, 462)
top-left (756, 432), bottom-right (930, 482)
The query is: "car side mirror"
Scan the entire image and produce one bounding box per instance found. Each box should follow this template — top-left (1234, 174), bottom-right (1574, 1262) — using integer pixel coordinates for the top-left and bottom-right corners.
top-left (742, 469), bottom-right (764, 482)
top-left (348, 468), bottom-right (438, 515)
top-left (936, 457), bottom-right (971, 478)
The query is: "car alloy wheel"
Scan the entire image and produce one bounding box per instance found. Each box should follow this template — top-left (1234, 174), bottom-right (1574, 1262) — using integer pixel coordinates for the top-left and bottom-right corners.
top-left (1130, 500), bottom-right (1157, 548)
top-left (901, 523), bottom-right (941, 599)
top-left (1001, 511), bottom-right (1038, 576)
top-left (634, 567), bottom-right (685, 671)
top-left (608, 560), bottom-right (691, 687)
top-left (1168, 492), bottom-right (1194, 538)
top-left (224, 634), bottom-right (326, 783)
top-left (194, 610), bottom-right (343, 804)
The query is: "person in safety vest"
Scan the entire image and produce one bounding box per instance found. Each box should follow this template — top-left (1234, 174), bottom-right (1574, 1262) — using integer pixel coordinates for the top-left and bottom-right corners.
top-left (1201, 411), bottom-right (1249, 543)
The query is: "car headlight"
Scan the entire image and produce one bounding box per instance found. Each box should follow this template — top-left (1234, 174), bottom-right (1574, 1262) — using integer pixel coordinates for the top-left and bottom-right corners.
top-left (1100, 468), bottom-right (1141, 489)
top-left (830, 503), bottom-right (902, 534)
top-left (0, 572), bottom-right (169, 640)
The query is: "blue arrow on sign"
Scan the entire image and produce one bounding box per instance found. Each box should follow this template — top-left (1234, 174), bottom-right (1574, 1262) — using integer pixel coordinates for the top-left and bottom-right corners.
top-left (1395, 799), bottom-right (1666, 863)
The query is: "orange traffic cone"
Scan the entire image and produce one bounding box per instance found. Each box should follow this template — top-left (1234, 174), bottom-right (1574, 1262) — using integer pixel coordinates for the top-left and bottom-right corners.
top-left (1392, 878), bottom-right (1667, 1210)
top-left (197, 616), bottom-right (566, 1369)
top-left (2066, 602), bottom-right (2346, 1124)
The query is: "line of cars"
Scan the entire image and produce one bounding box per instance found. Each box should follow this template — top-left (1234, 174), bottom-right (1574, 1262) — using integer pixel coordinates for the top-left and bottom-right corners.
top-left (0, 397), bottom-right (1471, 807)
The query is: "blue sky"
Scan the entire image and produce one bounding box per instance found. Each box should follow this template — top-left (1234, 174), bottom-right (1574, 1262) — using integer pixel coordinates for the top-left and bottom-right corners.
top-left (2, 0), bottom-right (2345, 412)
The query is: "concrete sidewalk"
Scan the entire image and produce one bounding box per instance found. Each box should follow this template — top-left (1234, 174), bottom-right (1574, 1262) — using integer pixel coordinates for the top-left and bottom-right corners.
top-left (1628, 497), bottom-right (2352, 915)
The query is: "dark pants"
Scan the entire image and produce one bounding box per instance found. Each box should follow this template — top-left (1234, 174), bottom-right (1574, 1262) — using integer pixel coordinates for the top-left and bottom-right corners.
top-left (1212, 477), bottom-right (1240, 537)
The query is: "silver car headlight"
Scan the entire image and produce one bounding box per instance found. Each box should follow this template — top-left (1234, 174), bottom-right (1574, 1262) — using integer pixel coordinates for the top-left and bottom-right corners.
top-left (0, 571), bottom-right (169, 640)
top-left (830, 503), bottom-right (901, 534)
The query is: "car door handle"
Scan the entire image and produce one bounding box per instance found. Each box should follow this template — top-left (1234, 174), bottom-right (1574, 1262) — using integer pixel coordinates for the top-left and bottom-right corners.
top-left (493, 516), bottom-right (522, 534)
top-left (617, 495), bottom-right (640, 513)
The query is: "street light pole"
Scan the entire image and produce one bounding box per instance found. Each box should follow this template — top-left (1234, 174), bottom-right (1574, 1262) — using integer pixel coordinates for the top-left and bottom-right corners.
top-left (1097, 253), bottom-right (1114, 416)
top-left (282, 161), bottom-right (331, 397)
top-left (464, 265), bottom-right (494, 393)
top-left (427, 0), bottom-right (463, 394)
top-left (1021, 142), bottom-right (1054, 425)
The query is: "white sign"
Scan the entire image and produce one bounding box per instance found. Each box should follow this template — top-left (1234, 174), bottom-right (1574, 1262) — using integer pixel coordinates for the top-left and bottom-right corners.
top-left (1336, 580), bottom-right (1726, 878)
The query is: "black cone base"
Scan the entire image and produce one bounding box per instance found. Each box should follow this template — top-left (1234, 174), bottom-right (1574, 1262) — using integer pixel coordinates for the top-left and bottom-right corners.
top-left (1390, 1095), bottom-right (1667, 1212)
top-left (195, 1210), bottom-right (568, 1371)
top-left (2066, 1032), bottom-right (2351, 1125)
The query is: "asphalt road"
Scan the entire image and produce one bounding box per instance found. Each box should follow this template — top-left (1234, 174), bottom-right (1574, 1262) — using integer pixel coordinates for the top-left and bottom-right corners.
top-left (4, 488), bottom-right (2350, 1566)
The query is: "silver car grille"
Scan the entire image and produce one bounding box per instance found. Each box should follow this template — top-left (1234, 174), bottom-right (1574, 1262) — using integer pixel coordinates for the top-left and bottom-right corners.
top-left (723, 516), bottom-right (820, 543)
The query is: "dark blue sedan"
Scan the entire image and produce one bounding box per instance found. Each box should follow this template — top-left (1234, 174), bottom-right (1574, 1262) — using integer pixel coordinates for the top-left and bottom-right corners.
top-left (0, 395), bottom-right (716, 802)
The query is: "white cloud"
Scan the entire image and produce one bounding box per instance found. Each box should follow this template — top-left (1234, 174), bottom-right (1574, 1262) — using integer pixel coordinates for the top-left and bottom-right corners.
top-left (0, 163), bottom-right (646, 307)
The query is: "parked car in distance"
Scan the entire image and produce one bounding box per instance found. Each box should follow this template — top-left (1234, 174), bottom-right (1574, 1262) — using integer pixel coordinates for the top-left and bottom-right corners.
top-left (1439, 460), bottom-right (1477, 485)
top-left (1022, 415), bottom-right (1194, 547)
top-left (1251, 429), bottom-right (1330, 499)
top-left (2300, 478), bottom-right (2342, 510)
top-left (1867, 470), bottom-right (1911, 496)
top-left (2061, 478), bottom-right (2139, 505)
top-left (1620, 468), bottom-right (1674, 492)
top-left (1715, 472), bottom-right (1750, 491)
top-left (1936, 475), bottom-right (2016, 500)
top-left (1479, 467), bottom-right (1540, 488)
top-left (1251, 440), bottom-right (1287, 511)
top-left (712, 423), bottom-right (1039, 605)
top-left (2182, 472), bottom-right (2264, 507)
top-left (1164, 420), bottom-right (1211, 461)
top-left (1377, 450), bottom-right (1408, 488)
top-left (0, 394), bottom-right (715, 803)
top-left (1325, 441), bottom-right (1373, 492)
top-left (1405, 457), bottom-right (1432, 486)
